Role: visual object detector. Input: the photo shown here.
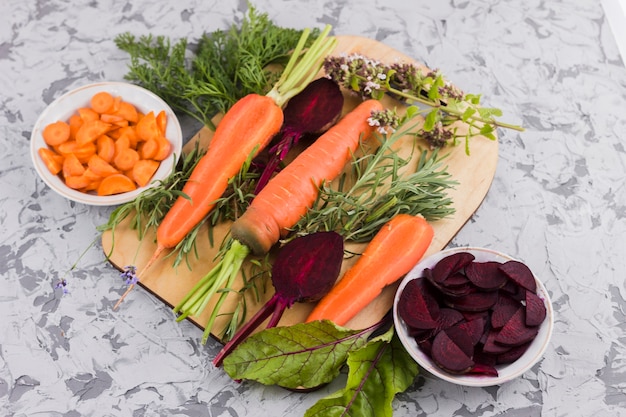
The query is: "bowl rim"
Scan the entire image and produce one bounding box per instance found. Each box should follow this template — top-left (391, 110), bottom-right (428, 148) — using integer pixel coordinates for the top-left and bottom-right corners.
top-left (30, 81), bottom-right (183, 206)
top-left (393, 246), bottom-right (554, 387)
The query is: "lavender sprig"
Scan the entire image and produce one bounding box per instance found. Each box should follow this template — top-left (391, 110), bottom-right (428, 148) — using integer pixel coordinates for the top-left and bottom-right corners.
top-left (324, 53), bottom-right (523, 154)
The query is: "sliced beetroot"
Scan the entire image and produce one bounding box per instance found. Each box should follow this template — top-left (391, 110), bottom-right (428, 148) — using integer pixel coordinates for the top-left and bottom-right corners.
top-left (496, 341), bottom-right (532, 365)
top-left (468, 363), bottom-right (499, 377)
top-left (398, 277), bottom-right (440, 330)
top-left (495, 308), bottom-right (539, 347)
top-left (402, 251), bottom-right (546, 378)
top-left (431, 329), bottom-right (475, 374)
top-left (525, 290), bottom-right (547, 327)
top-left (430, 252), bottom-right (475, 284)
top-left (457, 316), bottom-right (488, 346)
top-left (435, 308), bottom-right (465, 331)
top-left (491, 294), bottom-right (522, 329)
top-left (499, 260), bottom-right (537, 293)
top-left (482, 328), bottom-right (513, 355)
top-left (425, 269), bottom-right (473, 297)
top-left (444, 289), bottom-right (499, 312)
top-left (444, 325), bottom-right (475, 358)
top-left (443, 271), bottom-right (471, 287)
top-left (465, 261), bottom-right (508, 291)
top-left (500, 279), bottom-right (525, 301)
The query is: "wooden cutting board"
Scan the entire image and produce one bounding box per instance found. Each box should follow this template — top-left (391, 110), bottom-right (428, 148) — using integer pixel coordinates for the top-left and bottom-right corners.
top-left (102, 35), bottom-right (498, 341)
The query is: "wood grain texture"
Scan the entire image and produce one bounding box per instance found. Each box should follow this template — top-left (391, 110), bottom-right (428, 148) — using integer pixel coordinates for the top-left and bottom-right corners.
top-left (101, 35), bottom-right (498, 341)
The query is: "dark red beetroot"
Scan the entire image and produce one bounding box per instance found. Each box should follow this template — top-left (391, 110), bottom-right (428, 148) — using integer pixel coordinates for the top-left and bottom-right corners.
top-left (398, 277), bottom-right (440, 330)
top-left (525, 290), bottom-right (547, 326)
top-left (398, 251), bottom-right (548, 377)
top-left (431, 328), bottom-right (474, 374)
top-left (495, 307), bottom-right (539, 347)
top-left (212, 231), bottom-right (344, 366)
top-left (491, 294), bottom-right (522, 329)
top-left (254, 78), bottom-right (344, 193)
top-left (465, 261), bottom-right (508, 291)
top-left (499, 260), bottom-right (537, 293)
top-left (430, 252), bottom-right (475, 284)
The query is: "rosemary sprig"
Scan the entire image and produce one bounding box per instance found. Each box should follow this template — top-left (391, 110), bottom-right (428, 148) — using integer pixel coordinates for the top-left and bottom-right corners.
top-left (291, 107), bottom-right (457, 242)
top-left (114, 6), bottom-right (317, 129)
top-left (324, 54), bottom-right (523, 154)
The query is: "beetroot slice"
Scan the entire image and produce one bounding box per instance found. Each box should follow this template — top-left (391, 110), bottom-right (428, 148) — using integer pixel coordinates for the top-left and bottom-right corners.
top-left (430, 252), bottom-right (475, 284)
top-left (457, 316), bottom-right (488, 346)
top-left (465, 261), bottom-right (508, 290)
top-left (499, 260), bottom-right (537, 293)
top-left (425, 269), bottom-right (473, 297)
top-left (496, 341), bottom-right (532, 365)
top-left (468, 363), bottom-right (499, 377)
top-left (525, 290), bottom-right (547, 326)
top-left (491, 294), bottom-right (522, 329)
top-left (398, 278), bottom-right (440, 330)
top-left (482, 328), bottom-right (512, 355)
top-left (495, 307), bottom-right (539, 347)
top-left (431, 329), bottom-right (475, 374)
top-left (444, 289), bottom-right (499, 312)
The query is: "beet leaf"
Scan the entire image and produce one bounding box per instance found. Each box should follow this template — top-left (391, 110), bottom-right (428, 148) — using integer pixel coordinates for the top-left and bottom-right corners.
top-left (304, 329), bottom-right (418, 417)
top-left (222, 319), bottom-right (381, 389)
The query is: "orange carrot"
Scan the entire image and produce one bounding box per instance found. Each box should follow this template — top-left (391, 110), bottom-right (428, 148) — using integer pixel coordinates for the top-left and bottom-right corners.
top-left (113, 148), bottom-right (140, 171)
top-left (306, 214), bottom-right (434, 326)
top-left (231, 99), bottom-right (383, 255)
top-left (42, 121), bottom-right (71, 146)
top-left (157, 93), bottom-right (283, 251)
top-left (114, 101), bottom-right (139, 123)
top-left (96, 135), bottom-right (116, 163)
top-left (62, 153), bottom-right (86, 178)
top-left (75, 119), bottom-right (112, 146)
top-left (90, 91), bottom-right (115, 114)
top-left (132, 159), bottom-right (160, 187)
top-left (38, 148), bottom-right (63, 175)
top-left (77, 107), bottom-right (99, 122)
top-left (97, 173), bottom-right (137, 195)
top-left (87, 154), bottom-right (119, 177)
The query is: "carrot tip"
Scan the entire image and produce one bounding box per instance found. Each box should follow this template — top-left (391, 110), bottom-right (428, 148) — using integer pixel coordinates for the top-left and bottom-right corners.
top-left (113, 283), bottom-right (135, 310)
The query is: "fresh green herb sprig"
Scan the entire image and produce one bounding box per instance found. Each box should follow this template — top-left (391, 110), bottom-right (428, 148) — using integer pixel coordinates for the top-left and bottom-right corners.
top-left (114, 6), bottom-right (318, 130)
top-left (291, 106), bottom-right (457, 243)
top-left (324, 53), bottom-right (524, 154)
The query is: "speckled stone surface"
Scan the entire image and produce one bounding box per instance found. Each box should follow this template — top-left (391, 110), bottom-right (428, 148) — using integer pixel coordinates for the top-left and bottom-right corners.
top-left (2, 0), bottom-right (626, 416)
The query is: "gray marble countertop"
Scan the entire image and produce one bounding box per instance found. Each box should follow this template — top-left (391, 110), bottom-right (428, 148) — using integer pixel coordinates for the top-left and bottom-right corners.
top-left (2, 0), bottom-right (625, 416)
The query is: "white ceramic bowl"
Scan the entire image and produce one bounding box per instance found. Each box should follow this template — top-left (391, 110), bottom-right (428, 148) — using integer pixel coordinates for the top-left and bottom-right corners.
top-left (393, 246), bottom-right (553, 387)
top-left (30, 81), bottom-right (183, 206)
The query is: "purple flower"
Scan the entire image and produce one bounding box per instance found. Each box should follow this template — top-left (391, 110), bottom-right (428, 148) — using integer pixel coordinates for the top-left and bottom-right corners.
top-left (55, 279), bottom-right (69, 295)
top-left (120, 265), bottom-right (138, 285)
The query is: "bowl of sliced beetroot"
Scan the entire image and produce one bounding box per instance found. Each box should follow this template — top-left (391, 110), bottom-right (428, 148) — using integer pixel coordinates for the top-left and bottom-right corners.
top-left (393, 246), bottom-right (553, 387)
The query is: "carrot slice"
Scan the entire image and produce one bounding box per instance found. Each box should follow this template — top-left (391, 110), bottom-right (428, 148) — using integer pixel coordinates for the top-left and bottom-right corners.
top-left (135, 111), bottom-right (160, 142)
top-left (97, 173), bottom-right (137, 196)
top-left (113, 148), bottom-right (140, 171)
top-left (56, 140), bottom-right (96, 164)
top-left (115, 101), bottom-right (139, 123)
top-left (100, 113), bottom-right (125, 124)
top-left (96, 135), bottom-right (116, 163)
top-left (65, 174), bottom-right (93, 190)
top-left (77, 107), bottom-right (99, 122)
top-left (90, 91), bottom-right (115, 114)
top-left (138, 139), bottom-right (158, 160)
top-left (156, 110), bottom-right (167, 135)
top-left (152, 136), bottom-right (172, 161)
top-left (38, 147), bottom-right (64, 175)
top-left (87, 154), bottom-right (119, 177)
top-left (62, 153), bottom-right (86, 178)
top-left (42, 121), bottom-right (71, 146)
top-left (75, 119), bottom-right (112, 146)
top-left (68, 114), bottom-right (84, 141)
top-left (132, 159), bottom-right (160, 187)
